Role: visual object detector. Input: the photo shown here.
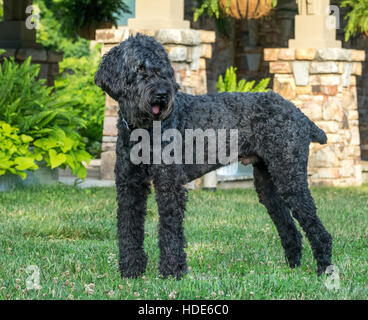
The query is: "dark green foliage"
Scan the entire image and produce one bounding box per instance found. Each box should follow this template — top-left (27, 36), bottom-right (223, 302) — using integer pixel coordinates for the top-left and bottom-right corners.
top-left (32, 0), bottom-right (105, 157)
top-left (0, 0), bottom-right (3, 21)
top-left (193, 0), bottom-right (223, 21)
top-left (41, 0), bottom-right (131, 39)
top-left (54, 47), bottom-right (105, 158)
top-left (193, 0), bottom-right (278, 21)
top-left (35, 0), bottom-right (90, 58)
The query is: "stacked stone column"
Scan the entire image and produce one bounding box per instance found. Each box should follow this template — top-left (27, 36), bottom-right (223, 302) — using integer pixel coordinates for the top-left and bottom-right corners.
top-left (0, 0), bottom-right (63, 85)
top-left (96, 27), bottom-right (215, 179)
top-left (264, 47), bottom-right (365, 186)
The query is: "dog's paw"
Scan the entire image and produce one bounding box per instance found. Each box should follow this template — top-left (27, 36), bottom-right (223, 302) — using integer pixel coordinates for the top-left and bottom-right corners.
top-left (159, 261), bottom-right (188, 280)
top-left (119, 252), bottom-right (147, 279)
top-left (317, 264), bottom-right (331, 276)
top-left (286, 252), bottom-right (302, 269)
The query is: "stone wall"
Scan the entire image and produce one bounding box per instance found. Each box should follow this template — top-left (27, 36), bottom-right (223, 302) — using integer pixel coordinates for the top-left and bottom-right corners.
top-left (184, 0), bottom-right (298, 92)
top-left (264, 47), bottom-right (365, 186)
top-left (185, 0), bottom-right (368, 162)
top-left (331, 0), bottom-right (368, 161)
top-left (0, 48), bottom-right (63, 86)
top-left (96, 27), bottom-right (215, 179)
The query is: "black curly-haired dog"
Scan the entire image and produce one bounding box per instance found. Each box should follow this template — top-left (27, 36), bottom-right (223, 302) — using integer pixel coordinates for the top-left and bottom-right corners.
top-left (95, 33), bottom-right (332, 279)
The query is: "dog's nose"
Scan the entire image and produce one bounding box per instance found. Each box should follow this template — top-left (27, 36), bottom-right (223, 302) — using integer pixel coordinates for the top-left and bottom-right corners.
top-left (155, 88), bottom-right (168, 100)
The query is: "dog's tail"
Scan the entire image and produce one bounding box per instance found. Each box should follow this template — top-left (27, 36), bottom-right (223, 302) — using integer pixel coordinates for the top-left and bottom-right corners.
top-left (309, 120), bottom-right (327, 144)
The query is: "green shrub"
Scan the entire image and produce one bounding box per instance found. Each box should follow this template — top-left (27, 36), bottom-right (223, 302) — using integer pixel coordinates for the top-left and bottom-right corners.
top-left (341, 0), bottom-right (368, 41)
top-left (0, 53), bottom-right (91, 179)
top-left (0, 122), bottom-right (37, 179)
top-left (217, 66), bottom-right (270, 93)
top-left (40, 0), bottom-right (131, 40)
top-left (34, 0), bottom-right (90, 58)
top-left (32, 0), bottom-right (105, 157)
top-left (0, 1), bottom-right (3, 21)
top-left (194, 0), bottom-right (278, 21)
top-left (54, 46), bottom-right (105, 158)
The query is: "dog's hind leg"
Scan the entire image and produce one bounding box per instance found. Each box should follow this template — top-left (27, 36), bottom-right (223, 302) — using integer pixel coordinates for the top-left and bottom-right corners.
top-left (253, 161), bottom-right (303, 268)
top-left (115, 150), bottom-right (150, 278)
top-left (153, 167), bottom-right (188, 279)
top-left (268, 158), bottom-right (332, 275)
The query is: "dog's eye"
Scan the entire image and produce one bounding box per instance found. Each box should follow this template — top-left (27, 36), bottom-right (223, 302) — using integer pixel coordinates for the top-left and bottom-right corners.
top-left (138, 65), bottom-right (146, 73)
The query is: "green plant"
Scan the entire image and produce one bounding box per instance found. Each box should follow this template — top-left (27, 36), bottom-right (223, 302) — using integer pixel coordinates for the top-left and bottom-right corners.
top-left (0, 53), bottom-right (91, 179)
top-left (341, 0), bottom-right (368, 41)
top-left (194, 0), bottom-right (222, 21)
top-left (34, 0), bottom-right (90, 58)
top-left (54, 46), bottom-right (105, 158)
top-left (194, 0), bottom-right (278, 21)
top-left (0, 0), bottom-right (3, 21)
top-left (217, 67), bottom-right (270, 92)
top-left (0, 122), bottom-right (38, 179)
top-left (42, 0), bottom-right (131, 39)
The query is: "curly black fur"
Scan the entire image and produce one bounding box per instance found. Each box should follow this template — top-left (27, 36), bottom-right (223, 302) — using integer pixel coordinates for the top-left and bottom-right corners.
top-left (95, 34), bottom-right (332, 279)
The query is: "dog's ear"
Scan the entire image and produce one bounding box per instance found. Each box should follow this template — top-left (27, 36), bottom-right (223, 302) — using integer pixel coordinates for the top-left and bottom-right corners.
top-left (170, 68), bottom-right (180, 92)
top-left (95, 46), bottom-right (125, 101)
top-left (174, 82), bottom-right (180, 92)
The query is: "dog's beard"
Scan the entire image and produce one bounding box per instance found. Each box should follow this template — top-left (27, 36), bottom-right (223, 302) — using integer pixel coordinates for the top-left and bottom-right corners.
top-left (133, 83), bottom-right (174, 128)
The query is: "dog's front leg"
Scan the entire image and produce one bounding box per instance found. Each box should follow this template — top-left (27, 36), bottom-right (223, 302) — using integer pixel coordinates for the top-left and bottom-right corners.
top-left (115, 151), bottom-right (150, 278)
top-left (153, 169), bottom-right (188, 279)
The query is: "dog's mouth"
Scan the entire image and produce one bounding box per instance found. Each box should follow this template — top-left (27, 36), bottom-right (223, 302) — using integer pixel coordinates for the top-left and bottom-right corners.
top-left (150, 100), bottom-right (167, 117)
top-left (151, 104), bottom-right (161, 115)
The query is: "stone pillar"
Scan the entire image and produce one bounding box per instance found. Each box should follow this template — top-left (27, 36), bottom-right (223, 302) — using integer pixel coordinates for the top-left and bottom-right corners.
top-left (0, 0), bottom-right (39, 48)
top-left (289, 0), bottom-right (341, 49)
top-left (127, 0), bottom-right (190, 30)
top-left (264, 47), bottom-right (365, 186)
top-left (0, 0), bottom-right (63, 85)
top-left (96, 28), bottom-right (215, 180)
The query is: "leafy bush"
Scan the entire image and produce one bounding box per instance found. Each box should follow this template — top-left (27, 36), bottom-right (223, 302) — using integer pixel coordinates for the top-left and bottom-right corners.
top-left (217, 67), bottom-right (270, 93)
top-left (54, 46), bottom-right (105, 158)
top-left (0, 54), bottom-right (91, 179)
top-left (194, 0), bottom-right (278, 21)
top-left (194, 0), bottom-right (222, 21)
top-left (34, 0), bottom-right (90, 58)
top-left (0, 0), bottom-right (3, 21)
top-left (32, 0), bottom-right (105, 157)
top-left (0, 122), bottom-right (38, 179)
top-left (40, 0), bottom-right (131, 39)
top-left (341, 0), bottom-right (368, 41)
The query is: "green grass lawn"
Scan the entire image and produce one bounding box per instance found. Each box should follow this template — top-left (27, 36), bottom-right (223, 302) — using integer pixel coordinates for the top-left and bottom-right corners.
top-left (0, 184), bottom-right (367, 300)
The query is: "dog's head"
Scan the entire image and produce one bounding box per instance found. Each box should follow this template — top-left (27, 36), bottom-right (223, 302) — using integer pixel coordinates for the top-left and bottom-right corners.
top-left (95, 33), bottom-right (179, 128)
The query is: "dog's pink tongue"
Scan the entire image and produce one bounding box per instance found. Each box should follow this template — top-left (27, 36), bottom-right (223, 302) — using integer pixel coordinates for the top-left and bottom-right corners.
top-left (152, 105), bottom-right (160, 115)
